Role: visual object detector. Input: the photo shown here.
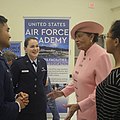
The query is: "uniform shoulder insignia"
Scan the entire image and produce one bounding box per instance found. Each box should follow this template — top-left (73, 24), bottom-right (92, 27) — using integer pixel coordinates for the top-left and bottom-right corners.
top-left (16, 56), bottom-right (24, 60)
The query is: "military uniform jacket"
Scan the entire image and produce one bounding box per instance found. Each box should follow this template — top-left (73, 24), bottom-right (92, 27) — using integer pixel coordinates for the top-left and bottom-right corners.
top-left (0, 55), bottom-right (19, 120)
top-left (11, 55), bottom-right (47, 114)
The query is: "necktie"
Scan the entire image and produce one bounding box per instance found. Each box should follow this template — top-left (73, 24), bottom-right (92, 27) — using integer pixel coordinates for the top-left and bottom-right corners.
top-left (32, 61), bottom-right (37, 67)
top-left (32, 61), bottom-right (37, 72)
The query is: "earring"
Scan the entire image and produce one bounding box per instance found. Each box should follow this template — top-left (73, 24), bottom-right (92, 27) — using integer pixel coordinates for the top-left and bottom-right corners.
top-left (91, 39), bottom-right (93, 43)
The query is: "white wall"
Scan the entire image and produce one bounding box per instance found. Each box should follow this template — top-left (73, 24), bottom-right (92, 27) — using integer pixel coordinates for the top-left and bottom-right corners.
top-left (0, 0), bottom-right (114, 74)
top-left (111, 0), bottom-right (120, 20)
top-left (0, 0), bottom-right (115, 119)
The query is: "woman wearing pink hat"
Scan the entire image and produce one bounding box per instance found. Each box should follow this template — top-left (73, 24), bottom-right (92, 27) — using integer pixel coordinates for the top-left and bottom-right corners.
top-left (48, 21), bottom-right (112, 120)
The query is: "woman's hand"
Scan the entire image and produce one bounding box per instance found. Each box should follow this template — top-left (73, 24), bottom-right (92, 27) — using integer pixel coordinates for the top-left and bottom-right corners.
top-left (47, 90), bottom-right (64, 99)
top-left (64, 104), bottom-right (80, 120)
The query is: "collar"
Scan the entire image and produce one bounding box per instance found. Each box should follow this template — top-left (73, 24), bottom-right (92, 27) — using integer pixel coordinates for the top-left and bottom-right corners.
top-left (84, 43), bottom-right (98, 56)
top-left (29, 58), bottom-right (37, 64)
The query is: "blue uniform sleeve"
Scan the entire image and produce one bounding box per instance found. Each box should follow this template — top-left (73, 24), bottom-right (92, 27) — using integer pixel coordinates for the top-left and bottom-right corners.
top-left (0, 62), bottom-right (19, 120)
top-left (11, 60), bottom-right (21, 94)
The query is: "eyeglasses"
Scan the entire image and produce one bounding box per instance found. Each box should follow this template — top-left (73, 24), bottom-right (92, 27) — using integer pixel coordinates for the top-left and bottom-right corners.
top-left (107, 36), bottom-right (113, 38)
top-left (104, 35), bottom-right (113, 39)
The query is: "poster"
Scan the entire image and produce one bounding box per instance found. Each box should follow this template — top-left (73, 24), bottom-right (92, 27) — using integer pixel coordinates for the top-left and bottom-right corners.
top-left (3, 41), bottom-right (21, 57)
top-left (24, 17), bottom-right (70, 118)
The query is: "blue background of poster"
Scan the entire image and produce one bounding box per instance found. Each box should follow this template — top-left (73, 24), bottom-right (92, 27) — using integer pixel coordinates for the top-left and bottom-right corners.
top-left (3, 42), bottom-right (21, 57)
top-left (25, 19), bottom-right (69, 49)
top-left (24, 18), bottom-right (69, 65)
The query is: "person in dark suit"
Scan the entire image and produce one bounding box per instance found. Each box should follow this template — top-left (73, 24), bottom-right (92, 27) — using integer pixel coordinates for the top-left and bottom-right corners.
top-left (0, 16), bottom-right (29, 120)
top-left (11, 37), bottom-right (47, 120)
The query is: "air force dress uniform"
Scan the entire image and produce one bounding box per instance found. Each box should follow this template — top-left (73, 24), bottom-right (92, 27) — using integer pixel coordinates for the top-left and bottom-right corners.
top-left (11, 55), bottom-right (47, 120)
top-left (0, 53), bottom-right (19, 120)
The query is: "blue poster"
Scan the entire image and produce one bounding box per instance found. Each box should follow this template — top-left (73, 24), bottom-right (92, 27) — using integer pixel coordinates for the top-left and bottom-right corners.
top-left (3, 42), bottom-right (21, 57)
top-left (24, 17), bottom-right (70, 118)
top-left (24, 18), bottom-right (69, 65)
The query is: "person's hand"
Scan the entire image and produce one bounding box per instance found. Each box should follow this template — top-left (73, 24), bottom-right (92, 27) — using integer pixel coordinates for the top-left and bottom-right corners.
top-left (16, 96), bottom-right (29, 109)
top-left (17, 92), bottom-right (29, 103)
top-left (64, 104), bottom-right (80, 120)
top-left (47, 90), bottom-right (64, 100)
top-left (16, 92), bottom-right (29, 109)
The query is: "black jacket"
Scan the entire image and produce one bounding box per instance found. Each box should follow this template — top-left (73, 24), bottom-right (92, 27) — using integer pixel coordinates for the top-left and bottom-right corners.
top-left (0, 55), bottom-right (19, 120)
top-left (11, 55), bottom-right (47, 114)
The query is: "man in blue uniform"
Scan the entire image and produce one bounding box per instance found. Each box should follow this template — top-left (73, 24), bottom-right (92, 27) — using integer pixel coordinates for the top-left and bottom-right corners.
top-left (0, 15), bottom-right (29, 120)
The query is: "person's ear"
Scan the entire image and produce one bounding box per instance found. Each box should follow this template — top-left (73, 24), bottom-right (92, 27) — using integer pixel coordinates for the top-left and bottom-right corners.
top-left (114, 38), bottom-right (120, 47)
top-left (90, 34), bottom-right (94, 42)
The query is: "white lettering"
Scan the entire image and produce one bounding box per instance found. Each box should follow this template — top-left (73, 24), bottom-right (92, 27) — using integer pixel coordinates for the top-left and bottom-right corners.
top-left (25, 29), bottom-right (39, 35)
top-left (28, 22), bottom-right (47, 27)
top-left (39, 37), bottom-right (67, 44)
top-left (41, 29), bottom-right (69, 36)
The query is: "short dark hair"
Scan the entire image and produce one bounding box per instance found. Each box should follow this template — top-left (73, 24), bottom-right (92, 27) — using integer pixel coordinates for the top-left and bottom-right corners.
top-left (86, 32), bottom-right (99, 42)
top-left (0, 15), bottom-right (8, 25)
top-left (110, 20), bottom-right (120, 40)
top-left (92, 33), bottom-right (99, 42)
top-left (24, 37), bottom-right (38, 47)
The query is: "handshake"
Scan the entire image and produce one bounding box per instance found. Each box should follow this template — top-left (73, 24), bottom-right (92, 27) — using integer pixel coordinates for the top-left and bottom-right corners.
top-left (15, 92), bottom-right (29, 110)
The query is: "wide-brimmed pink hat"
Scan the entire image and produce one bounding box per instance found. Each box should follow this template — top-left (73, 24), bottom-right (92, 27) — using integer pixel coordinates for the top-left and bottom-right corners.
top-left (71, 21), bottom-right (104, 39)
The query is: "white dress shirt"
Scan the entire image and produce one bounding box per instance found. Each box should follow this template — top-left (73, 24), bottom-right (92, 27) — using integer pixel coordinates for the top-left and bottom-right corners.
top-left (30, 59), bottom-right (37, 72)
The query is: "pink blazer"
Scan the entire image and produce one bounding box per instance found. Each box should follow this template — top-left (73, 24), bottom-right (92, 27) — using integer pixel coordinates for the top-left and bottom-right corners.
top-left (62, 43), bottom-right (112, 120)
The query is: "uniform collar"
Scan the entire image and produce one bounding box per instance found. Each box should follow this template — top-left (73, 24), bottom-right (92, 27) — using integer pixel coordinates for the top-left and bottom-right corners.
top-left (29, 58), bottom-right (37, 64)
top-left (25, 55), bottom-right (38, 63)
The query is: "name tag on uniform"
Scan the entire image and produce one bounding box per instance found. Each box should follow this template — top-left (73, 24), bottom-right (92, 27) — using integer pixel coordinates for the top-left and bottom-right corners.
top-left (21, 70), bottom-right (29, 73)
